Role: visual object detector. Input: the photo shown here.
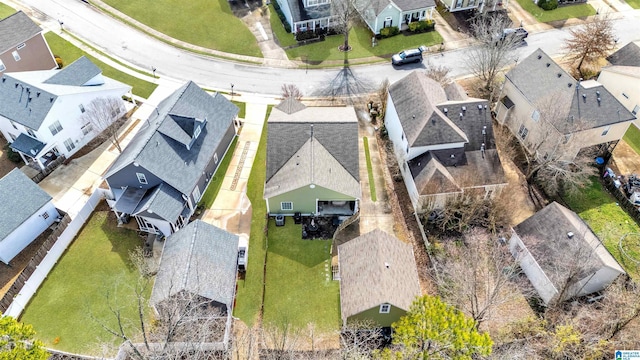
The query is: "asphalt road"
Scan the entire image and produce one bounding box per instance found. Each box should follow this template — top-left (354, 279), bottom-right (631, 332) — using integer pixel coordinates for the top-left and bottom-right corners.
top-left (14, 0), bottom-right (640, 96)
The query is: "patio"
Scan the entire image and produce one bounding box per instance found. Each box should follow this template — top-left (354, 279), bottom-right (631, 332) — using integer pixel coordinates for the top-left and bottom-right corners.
top-left (301, 216), bottom-right (341, 240)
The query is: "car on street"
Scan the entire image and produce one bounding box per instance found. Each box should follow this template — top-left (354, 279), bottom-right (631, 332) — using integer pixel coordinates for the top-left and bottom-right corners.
top-left (392, 45), bottom-right (428, 66)
top-left (499, 27), bottom-right (528, 42)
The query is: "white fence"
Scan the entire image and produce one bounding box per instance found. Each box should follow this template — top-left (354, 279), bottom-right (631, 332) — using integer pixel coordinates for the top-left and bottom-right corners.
top-left (4, 190), bottom-right (104, 318)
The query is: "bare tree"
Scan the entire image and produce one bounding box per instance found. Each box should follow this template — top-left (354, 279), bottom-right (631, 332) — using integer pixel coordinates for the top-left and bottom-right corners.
top-left (80, 97), bottom-right (127, 152)
top-left (434, 228), bottom-right (526, 328)
top-left (282, 84), bottom-right (304, 100)
top-left (339, 320), bottom-right (385, 359)
top-left (563, 14), bottom-right (616, 78)
top-left (330, 0), bottom-right (359, 51)
top-left (423, 61), bottom-right (451, 86)
top-left (466, 14), bottom-right (522, 102)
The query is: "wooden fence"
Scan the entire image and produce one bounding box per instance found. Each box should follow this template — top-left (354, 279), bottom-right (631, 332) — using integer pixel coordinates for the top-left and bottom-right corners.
top-left (0, 214), bottom-right (71, 313)
top-left (31, 155), bottom-right (67, 184)
top-left (602, 176), bottom-right (640, 228)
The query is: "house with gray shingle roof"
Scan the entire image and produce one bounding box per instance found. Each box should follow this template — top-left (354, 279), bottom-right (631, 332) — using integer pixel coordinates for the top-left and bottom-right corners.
top-left (354, 0), bottom-right (435, 35)
top-left (104, 81), bottom-right (238, 236)
top-left (264, 98), bottom-right (360, 216)
top-left (385, 71), bottom-right (506, 211)
top-left (338, 229), bottom-right (421, 327)
top-left (0, 169), bottom-right (60, 264)
top-left (496, 48), bottom-right (636, 161)
top-left (598, 41), bottom-right (640, 117)
top-left (510, 202), bottom-right (625, 305)
top-left (275, 0), bottom-right (332, 34)
top-left (0, 11), bottom-right (57, 74)
top-left (0, 56), bottom-right (131, 170)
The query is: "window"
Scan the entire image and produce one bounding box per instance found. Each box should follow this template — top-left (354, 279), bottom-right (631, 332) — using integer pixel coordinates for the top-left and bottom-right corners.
top-left (193, 125), bottom-right (201, 139)
top-left (281, 202), bottom-right (293, 211)
top-left (12, 51), bottom-right (20, 61)
top-left (79, 104), bottom-right (85, 113)
top-left (455, 0), bottom-right (463, 7)
top-left (380, 304), bottom-right (391, 313)
top-left (214, 153), bottom-right (219, 164)
top-left (0, 59), bottom-right (5, 71)
top-left (27, 128), bottom-right (37, 138)
top-left (136, 172), bottom-right (148, 184)
top-left (42, 211), bottom-right (49, 220)
top-left (601, 126), bottom-right (610, 136)
top-left (16, 43), bottom-right (25, 50)
top-left (64, 138), bottom-right (75, 151)
top-left (518, 124), bottom-right (528, 139)
top-left (192, 186), bottom-right (201, 202)
top-left (531, 110), bottom-right (540, 122)
top-left (633, 105), bottom-right (639, 115)
top-left (82, 123), bottom-right (93, 135)
top-left (49, 120), bottom-right (63, 136)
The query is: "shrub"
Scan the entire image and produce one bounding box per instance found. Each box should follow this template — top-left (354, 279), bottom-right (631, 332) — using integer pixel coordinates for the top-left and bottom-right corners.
top-left (538, 0), bottom-right (559, 10)
top-left (3, 143), bottom-right (22, 163)
top-left (295, 30), bottom-right (319, 41)
top-left (380, 26), bottom-right (400, 38)
top-left (54, 55), bottom-right (63, 69)
top-left (408, 20), bottom-right (436, 33)
top-left (271, 1), bottom-right (291, 33)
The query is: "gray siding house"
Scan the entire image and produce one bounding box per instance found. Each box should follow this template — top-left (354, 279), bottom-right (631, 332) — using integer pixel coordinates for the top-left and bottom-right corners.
top-left (264, 98), bottom-right (360, 216)
top-left (104, 81), bottom-right (238, 236)
top-left (354, 0), bottom-right (435, 35)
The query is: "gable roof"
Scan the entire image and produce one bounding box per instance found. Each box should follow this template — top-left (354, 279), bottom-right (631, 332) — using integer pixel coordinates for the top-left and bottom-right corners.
top-left (393, 0), bottom-right (436, 10)
top-left (150, 220), bottom-right (239, 307)
top-left (600, 65), bottom-right (640, 80)
top-left (513, 202), bottom-right (625, 291)
top-left (607, 41), bottom-right (640, 67)
top-left (338, 230), bottom-right (421, 321)
top-left (265, 101), bottom-right (360, 195)
top-left (0, 169), bottom-right (53, 240)
top-left (132, 183), bottom-right (185, 223)
top-left (44, 56), bottom-right (102, 86)
top-left (281, 0), bottom-right (331, 23)
top-left (506, 49), bottom-right (635, 134)
top-left (104, 81), bottom-right (238, 195)
top-left (0, 11), bottom-right (41, 54)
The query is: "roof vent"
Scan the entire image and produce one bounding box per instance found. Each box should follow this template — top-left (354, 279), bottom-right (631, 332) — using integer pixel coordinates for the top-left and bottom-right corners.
top-left (482, 126), bottom-right (486, 135)
top-left (537, 54), bottom-right (542, 60)
top-left (582, 93), bottom-right (587, 102)
top-left (450, 154), bottom-right (455, 158)
top-left (478, 104), bottom-right (482, 110)
top-left (412, 114), bottom-right (416, 119)
top-left (546, 63), bottom-right (551, 67)
top-left (557, 73), bottom-right (562, 78)
top-left (484, 105), bottom-right (487, 109)
top-left (568, 83), bottom-right (573, 88)
top-left (1, 77), bottom-right (5, 83)
top-left (459, 112), bottom-right (463, 119)
top-left (50, 97), bottom-right (54, 102)
top-left (596, 90), bottom-right (600, 96)
top-left (567, 232), bottom-right (574, 238)
top-left (462, 106), bottom-right (466, 112)
top-left (36, 92), bottom-right (40, 97)
top-left (385, 262), bottom-right (390, 269)
top-left (14, 83), bottom-right (18, 88)
top-left (597, 97), bottom-right (601, 105)
top-left (443, 108), bottom-right (448, 114)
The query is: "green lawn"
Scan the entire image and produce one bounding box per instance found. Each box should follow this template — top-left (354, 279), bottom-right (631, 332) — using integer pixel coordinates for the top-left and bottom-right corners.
top-left (285, 25), bottom-right (443, 63)
top-left (44, 32), bottom-right (157, 99)
top-left (233, 107), bottom-right (271, 326)
top-left (20, 211), bottom-right (149, 355)
top-left (231, 101), bottom-right (247, 119)
top-left (625, 0), bottom-right (640, 8)
top-left (199, 137), bottom-right (238, 209)
top-left (99, 0), bottom-right (261, 57)
top-left (263, 221), bottom-right (341, 331)
top-left (515, 0), bottom-right (596, 22)
top-left (363, 137), bottom-right (377, 202)
top-left (623, 124), bottom-right (640, 155)
top-left (565, 177), bottom-right (640, 279)
top-left (0, 3), bottom-right (15, 19)
top-left (269, 4), bottom-right (297, 48)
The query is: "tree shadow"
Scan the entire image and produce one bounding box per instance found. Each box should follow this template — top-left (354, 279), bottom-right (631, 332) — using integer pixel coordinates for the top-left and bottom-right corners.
top-left (312, 51), bottom-right (375, 102)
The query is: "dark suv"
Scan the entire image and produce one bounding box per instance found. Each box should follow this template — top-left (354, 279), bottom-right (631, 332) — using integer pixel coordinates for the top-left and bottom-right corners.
top-left (392, 45), bottom-right (428, 66)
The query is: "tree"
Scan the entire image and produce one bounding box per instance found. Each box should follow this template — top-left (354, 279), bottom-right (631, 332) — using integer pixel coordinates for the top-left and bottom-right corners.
top-left (0, 316), bottom-right (49, 360)
top-left (340, 320), bottom-right (385, 359)
top-left (424, 61), bottom-right (451, 87)
top-left (563, 15), bottom-right (615, 78)
top-left (330, 0), bottom-right (359, 51)
top-left (466, 14), bottom-right (522, 102)
top-left (282, 84), bottom-right (304, 100)
top-left (378, 295), bottom-right (493, 359)
top-left (80, 97), bottom-right (127, 153)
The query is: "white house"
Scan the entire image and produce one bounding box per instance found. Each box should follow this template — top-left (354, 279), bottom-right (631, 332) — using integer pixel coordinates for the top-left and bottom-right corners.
top-left (0, 169), bottom-right (60, 264)
top-left (509, 202), bottom-right (625, 305)
top-left (385, 71), bottom-right (506, 211)
top-left (0, 56), bottom-right (131, 171)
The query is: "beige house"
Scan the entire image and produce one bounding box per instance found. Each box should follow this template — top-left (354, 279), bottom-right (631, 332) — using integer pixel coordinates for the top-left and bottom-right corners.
top-left (597, 42), bottom-right (640, 116)
top-left (496, 49), bottom-right (636, 161)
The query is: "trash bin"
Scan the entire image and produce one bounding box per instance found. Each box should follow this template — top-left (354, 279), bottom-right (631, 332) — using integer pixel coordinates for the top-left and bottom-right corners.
top-left (294, 212), bottom-right (302, 224)
top-left (275, 214), bottom-right (285, 226)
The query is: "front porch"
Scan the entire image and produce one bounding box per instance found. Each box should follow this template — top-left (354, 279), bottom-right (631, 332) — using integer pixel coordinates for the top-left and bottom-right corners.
top-left (317, 200), bottom-right (357, 216)
top-left (399, 8), bottom-right (435, 30)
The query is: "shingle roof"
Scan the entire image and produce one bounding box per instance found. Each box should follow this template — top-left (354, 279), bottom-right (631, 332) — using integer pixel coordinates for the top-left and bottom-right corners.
top-left (506, 49), bottom-right (635, 134)
top-left (276, 97), bottom-right (307, 114)
top-left (104, 81), bottom-right (239, 195)
top-left (514, 202), bottom-right (625, 291)
top-left (0, 169), bottom-right (53, 241)
top-left (281, 0), bottom-right (331, 22)
top-left (133, 183), bottom-right (185, 223)
top-left (393, 0), bottom-right (436, 11)
top-left (9, 133), bottom-right (46, 156)
top-left (150, 220), bottom-right (239, 307)
top-left (0, 11), bottom-right (41, 54)
top-left (266, 101), bottom-right (360, 187)
top-left (0, 74), bottom-right (57, 129)
top-left (44, 56), bottom-right (102, 86)
top-left (607, 41), bottom-right (640, 67)
top-left (338, 230), bottom-right (421, 321)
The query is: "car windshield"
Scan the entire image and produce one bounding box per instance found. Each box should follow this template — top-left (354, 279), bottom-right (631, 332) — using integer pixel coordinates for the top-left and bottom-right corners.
top-left (399, 51), bottom-right (406, 59)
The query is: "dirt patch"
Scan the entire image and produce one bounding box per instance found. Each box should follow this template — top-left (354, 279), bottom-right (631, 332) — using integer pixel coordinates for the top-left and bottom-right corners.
top-left (0, 227), bottom-right (53, 298)
top-left (0, 136), bottom-right (20, 178)
top-left (609, 139), bottom-right (640, 177)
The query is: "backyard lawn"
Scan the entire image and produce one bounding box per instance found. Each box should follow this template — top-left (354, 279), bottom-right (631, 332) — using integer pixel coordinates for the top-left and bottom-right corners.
top-left (0, 2), bottom-right (14, 18)
top-left (44, 32), bottom-right (158, 99)
top-left (99, 0), bottom-right (261, 57)
top-left (20, 211), bottom-right (150, 355)
top-left (565, 177), bottom-right (640, 279)
top-left (623, 124), bottom-right (640, 155)
top-left (284, 25), bottom-right (443, 64)
top-left (263, 221), bottom-right (341, 331)
top-left (515, 0), bottom-right (596, 22)
top-left (625, 0), bottom-right (640, 8)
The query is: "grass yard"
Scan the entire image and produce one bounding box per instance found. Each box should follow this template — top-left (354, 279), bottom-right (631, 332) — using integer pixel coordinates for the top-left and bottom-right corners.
top-left (565, 177), bottom-right (640, 279)
top-left (623, 124), bottom-right (640, 155)
top-left (231, 101), bottom-right (247, 119)
top-left (199, 137), bottom-right (238, 209)
top-left (44, 32), bottom-right (157, 99)
top-left (515, 0), bottom-right (596, 22)
top-left (20, 211), bottom-right (150, 355)
top-left (625, 0), bottom-right (640, 8)
top-left (363, 137), bottom-right (377, 202)
top-left (0, 3), bottom-right (15, 19)
top-left (285, 25), bottom-right (443, 63)
top-left (263, 221), bottom-right (341, 331)
top-left (269, 4), bottom-right (296, 48)
top-left (100, 0), bottom-right (261, 57)
top-left (233, 107), bottom-right (272, 326)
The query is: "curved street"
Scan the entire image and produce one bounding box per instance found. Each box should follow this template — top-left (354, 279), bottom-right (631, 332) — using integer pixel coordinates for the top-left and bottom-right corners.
top-left (9, 0), bottom-right (640, 96)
